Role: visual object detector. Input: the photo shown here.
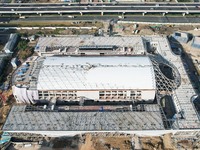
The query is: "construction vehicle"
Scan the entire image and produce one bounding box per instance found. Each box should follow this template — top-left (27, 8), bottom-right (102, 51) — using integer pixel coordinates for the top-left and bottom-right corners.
top-left (0, 90), bottom-right (6, 104)
top-left (118, 15), bottom-right (124, 19)
top-left (67, 15), bottom-right (75, 18)
top-left (150, 25), bottom-right (162, 31)
top-left (19, 16), bottom-right (26, 19)
top-left (0, 132), bottom-right (11, 150)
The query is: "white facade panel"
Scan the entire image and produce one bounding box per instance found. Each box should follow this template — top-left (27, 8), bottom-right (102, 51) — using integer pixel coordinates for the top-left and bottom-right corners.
top-left (141, 90), bottom-right (156, 101)
top-left (76, 91), bottom-right (99, 100)
top-left (13, 86), bottom-right (38, 103)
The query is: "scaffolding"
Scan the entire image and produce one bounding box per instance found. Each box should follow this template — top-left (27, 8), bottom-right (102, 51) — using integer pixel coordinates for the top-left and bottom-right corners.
top-left (3, 105), bottom-right (165, 132)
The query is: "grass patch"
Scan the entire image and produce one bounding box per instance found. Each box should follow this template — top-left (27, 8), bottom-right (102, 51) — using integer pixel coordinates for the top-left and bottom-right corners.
top-left (0, 21), bottom-right (103, 28)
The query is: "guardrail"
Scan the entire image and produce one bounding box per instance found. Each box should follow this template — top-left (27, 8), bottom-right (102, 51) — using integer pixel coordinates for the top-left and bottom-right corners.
top-left (118, 21), bottom-right (200, 25)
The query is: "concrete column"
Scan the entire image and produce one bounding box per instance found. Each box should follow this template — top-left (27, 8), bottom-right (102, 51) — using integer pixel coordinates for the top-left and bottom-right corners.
top-left (142, 12), bottom-right (146, 16)
top-left (60, 13), bottom-right (62, 16)
top-left (40, 13), bottom-right (42, 16)
top-left (182, 13), bottom-right (185, 16)
top-left (101, 12), bottom-right (104, 16)
top-left (163, 13), bottom-right (165, 16)
top-left (122, 12), bottom-right (125, 18)
top-left (80, 12), bottom-right (83, 16)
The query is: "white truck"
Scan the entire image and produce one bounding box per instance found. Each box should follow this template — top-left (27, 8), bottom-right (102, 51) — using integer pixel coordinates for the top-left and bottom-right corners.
top-left (118, 15), bottom-right (124, 19)
top-left (19, 16), bottom-right (26, 19)
top-left (67, 15), bottom-right (75, 18)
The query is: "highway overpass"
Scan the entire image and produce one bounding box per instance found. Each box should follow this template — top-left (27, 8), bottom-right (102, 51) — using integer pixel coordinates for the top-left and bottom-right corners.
top-left (0, 3), bottom-right (200, 16)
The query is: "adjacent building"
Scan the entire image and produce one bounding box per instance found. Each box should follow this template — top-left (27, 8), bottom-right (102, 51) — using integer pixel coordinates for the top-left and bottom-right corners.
top-left (0, 55), bottom-right (5, 75)
top-left (172, 32), bottom-right (190, 43)
top-left (191, 36), bottom-right (200, 49)
top-left (11, 58), bottom-right (18, 69)
top-left (3, 33), bottom-right (18, 54)
top-left (5, 35), bottom-right (200, 137)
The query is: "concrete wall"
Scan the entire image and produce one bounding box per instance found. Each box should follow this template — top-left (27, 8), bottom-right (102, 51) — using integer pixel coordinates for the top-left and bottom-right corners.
top-left (5, 129), bottom-right (200, 137)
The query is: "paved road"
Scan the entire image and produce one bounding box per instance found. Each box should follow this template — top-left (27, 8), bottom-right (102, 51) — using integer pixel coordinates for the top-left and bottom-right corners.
top-left (0, 3), bottom-right (199, 14)
top-left (1, 6), bottom-right (196, 11)
top-left (0, 2), bottom-right (200, 7)
top-left (4, 15), bottom-right (199, 24)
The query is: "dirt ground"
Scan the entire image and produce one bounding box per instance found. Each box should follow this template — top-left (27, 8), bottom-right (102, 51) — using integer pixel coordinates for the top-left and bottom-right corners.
top-left (140, 136), bottom-right (164, 150)
top-left (77, 133), bottom-right (200, 150)
top-left (4, 133), bottom-right (200, 150)
top-left (80, 134), bottom-right (132, 150)
top-left (112, 22), bottom-right (200, 36)
top-left (8, 21), bottom-right (103, 28)
top-left (80, 134), bottom-right (95, 150)
top-left (0, 104), bottom-right (11, 129)
top-left (0, 89), bottom-right (15, 130)
top-left (177, 140), bottom-right (193, 150)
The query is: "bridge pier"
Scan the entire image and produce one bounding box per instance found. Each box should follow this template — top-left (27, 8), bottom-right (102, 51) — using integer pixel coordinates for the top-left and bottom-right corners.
top-left (142, 12), bottom-right (146, 16)
top-left (40, 13), bottom-right (42, 16)
top-left (101, 12), bottom-right (104, 16)
top-left (163, 13), bottom-right (165, 16)
top-left (80, 12), bottom-right (83, 16)
top-left (182, 13), bottom-right (185, 16)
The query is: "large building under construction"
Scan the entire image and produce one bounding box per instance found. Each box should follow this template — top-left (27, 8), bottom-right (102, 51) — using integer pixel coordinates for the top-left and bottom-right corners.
top-left (4, 35), bottom-right (200, 137)
top-left (12, 56), bottom-right (156, 103)
top-left (13, 36), bottom-right (156, 103)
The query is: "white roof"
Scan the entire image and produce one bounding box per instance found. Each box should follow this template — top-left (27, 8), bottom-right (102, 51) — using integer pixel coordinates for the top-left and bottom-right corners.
top-left (37, 56), bottom-right (156, 90)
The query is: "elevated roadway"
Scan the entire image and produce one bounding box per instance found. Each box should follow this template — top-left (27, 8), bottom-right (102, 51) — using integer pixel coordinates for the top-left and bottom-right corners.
top-left (0, 3), bottom-right (199, 15)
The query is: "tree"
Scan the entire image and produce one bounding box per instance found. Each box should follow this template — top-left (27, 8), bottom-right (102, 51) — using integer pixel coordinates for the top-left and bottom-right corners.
top-left (17, 40), bottom-right (28, 51)
top-left (18, 48), bottom-right (33, 60)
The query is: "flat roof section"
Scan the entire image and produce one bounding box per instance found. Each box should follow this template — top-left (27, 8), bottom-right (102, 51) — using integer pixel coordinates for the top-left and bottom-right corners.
top-left (37, 56), bottom-right (156, 91)
top-left (3, 105), bottom-right (165, 132)
top-left (35, 36), bottom-right (146, 54)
